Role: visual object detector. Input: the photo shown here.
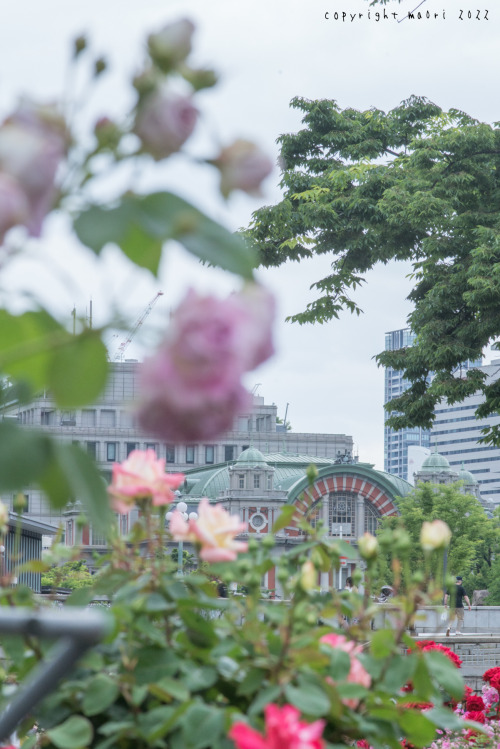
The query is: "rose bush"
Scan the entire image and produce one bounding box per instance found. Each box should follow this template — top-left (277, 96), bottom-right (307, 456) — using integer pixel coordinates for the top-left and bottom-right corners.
top-left (0, 15), bottom-right (485, 749)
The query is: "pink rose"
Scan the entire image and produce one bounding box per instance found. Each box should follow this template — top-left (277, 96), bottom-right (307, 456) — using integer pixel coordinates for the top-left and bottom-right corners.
top-left (169, 497), bottom-right (247, 562)
top-left (321, 632), bottom-right (371, 708)
top-left (0, 173), bottom-right (29, 243)
top-left (229, 703), bottom-right (325, 749)
top-left (137, 285), bottom-right (275, 443)
top-left (134, 88), bottom-right (198, 160)
top-left (148, 19), bottom-right (195, 69)
top-left (108, 449), bottom-right (184, 513)
top-left (0, 100), bottom-right (68, 237)
top-left (212, 139), bottom-right (273, 198)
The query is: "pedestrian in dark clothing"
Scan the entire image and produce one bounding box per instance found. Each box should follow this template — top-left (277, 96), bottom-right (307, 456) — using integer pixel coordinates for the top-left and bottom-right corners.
top-left (444, 575), bottom-right (471, 635)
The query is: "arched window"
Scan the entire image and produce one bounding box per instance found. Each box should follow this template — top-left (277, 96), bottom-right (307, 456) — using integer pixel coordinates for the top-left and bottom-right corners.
top-left (329, 492), bottom-right (356, 537)
top-left (364, 500), bottom-right (381, 535)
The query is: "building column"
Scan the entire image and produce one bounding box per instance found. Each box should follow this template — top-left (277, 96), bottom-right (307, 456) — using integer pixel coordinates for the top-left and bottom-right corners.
top-left (356, 494), bottom-right (365, 538)
top-left (320, 495), bottom-right (330, 591)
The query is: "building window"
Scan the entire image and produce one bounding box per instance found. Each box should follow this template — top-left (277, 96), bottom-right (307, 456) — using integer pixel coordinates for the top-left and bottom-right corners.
top-left (106, 442), bottom-right (117, 462)
top-left (238, 474), bottom-right (245, 489)
top-left (329, 492), bottom-right (356, 537)
top-left (81, 409), bottom-right (96, 427)
top-left (126, 442), bottom-right (137, 456)
top-left (86, 442), bottom-right (98, 459)
top-left (205, 446), bottom-right (215, 464)
top-left (145, 443), bottom-right (158, 456)
top-left (186, 446), bottom-right (195, 464)
top-left (224, 445), bottom-right (235, 462)
top-left (90, 526), bottom-right (107, 546)
top-left (267, 475), bottom-right (273, 490)
top-left (101, 409), bottom-right (116, 427)
top-left (166, 445), bottom-right (175, 463)
top-left (60, 411), bottom-right (76, 425)
top-left (254, 474), bottom-right (260, 489)
top-left (364, 501), bottom-right (381, 535)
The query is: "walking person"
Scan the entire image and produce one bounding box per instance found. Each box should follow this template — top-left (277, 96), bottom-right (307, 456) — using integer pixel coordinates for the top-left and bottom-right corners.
top-left (444, 575), bottom-right (471, 636)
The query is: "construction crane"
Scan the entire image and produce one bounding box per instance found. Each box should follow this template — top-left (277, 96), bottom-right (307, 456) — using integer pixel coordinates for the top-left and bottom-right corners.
top-left (113, 291), bottom-right (164, 361)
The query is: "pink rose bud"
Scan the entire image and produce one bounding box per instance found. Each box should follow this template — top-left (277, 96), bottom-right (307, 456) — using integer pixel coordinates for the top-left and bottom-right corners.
top-left (134, 88), bottom-right (198, 160)
top-left (148, 19), bottom-right (195, 71)
top-left (0, 173), bottom-right (29, 243)
top-left (212, 139), bottom-right (273, 198)
top-left (94, 117), bottom-right (121, 149)
top-left (0, 100), bottom-right (68, 237)
top-left (420, 519), bottom-right (452, 551)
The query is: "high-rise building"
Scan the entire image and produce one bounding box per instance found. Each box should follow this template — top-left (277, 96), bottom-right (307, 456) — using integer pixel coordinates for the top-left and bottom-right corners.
top-left (431, 359), bottom-right (500, 503)
top-left (384, 329), bottom-right (431, 481)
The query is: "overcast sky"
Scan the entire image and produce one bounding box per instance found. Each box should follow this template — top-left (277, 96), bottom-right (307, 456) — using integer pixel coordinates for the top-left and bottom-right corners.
top-left (0, 0), bottom-right (498, 469)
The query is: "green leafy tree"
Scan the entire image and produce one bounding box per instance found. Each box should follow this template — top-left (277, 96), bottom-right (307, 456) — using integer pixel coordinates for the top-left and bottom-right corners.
top-left (381, 482), bottom-right (499, 589)
top-left (41, 560), bottom-right (93, 591)
top-left (246, 96), bottom-right (500, 440)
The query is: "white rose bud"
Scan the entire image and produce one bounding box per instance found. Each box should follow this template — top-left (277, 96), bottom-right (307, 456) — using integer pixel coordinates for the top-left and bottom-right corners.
top-left (420, 519), bottom-right (452, 551)
top-left (148, 19), bottom-right (195, 70)
top-left (0, 501), bottom-right (9, 534)
top-left (300, 560), bottom-right (316, 592)
top-left (357, 532), bottom-right (379, 560)
top-left (212, 139), bottom-right (273, 198)
top-left (134, 88), bottom-right (198, 160)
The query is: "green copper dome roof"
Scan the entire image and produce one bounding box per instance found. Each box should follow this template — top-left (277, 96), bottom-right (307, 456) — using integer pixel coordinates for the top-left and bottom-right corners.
top-left (458, 464), bottom-right (477, 484)
top-left (420, 451), bottom-right (452, 473)
top-left (235, 446), bottom-right (268, 466)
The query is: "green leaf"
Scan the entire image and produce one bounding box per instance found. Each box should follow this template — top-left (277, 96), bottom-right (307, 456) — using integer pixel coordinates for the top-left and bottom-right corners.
top-left (149, 677), bottom-right (190, 703)
top-left (424, 651), bottom-right (464, 700)
top-left (379, 653), bottom-right (416, 692)
top-left (323, 647), bottom-right (351, 680)
top-left (57, 444), bottom-right (114, 533)
top-left (371, 629), bottom-right (396, 658)
top-left (74, 192), bottom-right (256, 280)
top-left (136, 192), bottom-right (256, 280)
top-left (48, 333), bottom-right (108, 408)
top-left (47, 716), bottom-right (94, 749)
top-left (182, 665), bottom-right (218, 692)
top-left (82, 674), bottom-right (120, 716)
top-left (398, 710), bottom-right (437, 748)
top-left (284, 681), bottom-right (331, 717)
top-left (237, 668), bottom-right (266, 696)
top-left (0, 309), bottom-right (64, 392)
top-left (0, 422), bottom-right (51, 491)
top-left (248, 685), bottom-right (282, 716)
top-left (425, 706), bottom-right (467, 731)
top-left (180, 703), bottom-right (225, 749)
top-left (272, 505), bottom-right (296, 533)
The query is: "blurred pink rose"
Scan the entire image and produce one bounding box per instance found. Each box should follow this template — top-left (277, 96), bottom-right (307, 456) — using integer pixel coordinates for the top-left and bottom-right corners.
top-left (134, 88), bottom-right (198, 160)
top-left (169, 497), bottom-right (247, 562)
top-left (148, 19), bottom-right (195, 69)
top-left (0, 100), bottom-right (68, 237)
top-left (212, 139), bottom-right (273, 198)
top-left (108, 449), bottom-right (184, 514)
top-left (137, 285), bottom-right (275, 442)
top-left (229, 703), bottom-right (325, 749)
top-left (321, 632), bottom-right (371, 708)
top-left (0, 173), bottom-right (29, 243)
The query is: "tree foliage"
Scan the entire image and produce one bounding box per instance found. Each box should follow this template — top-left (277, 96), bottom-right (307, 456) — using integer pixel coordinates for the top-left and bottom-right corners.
top-left (382, 483), bottom-right (500, 589)
top-left (246, 96), bottom-right (500, 438)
